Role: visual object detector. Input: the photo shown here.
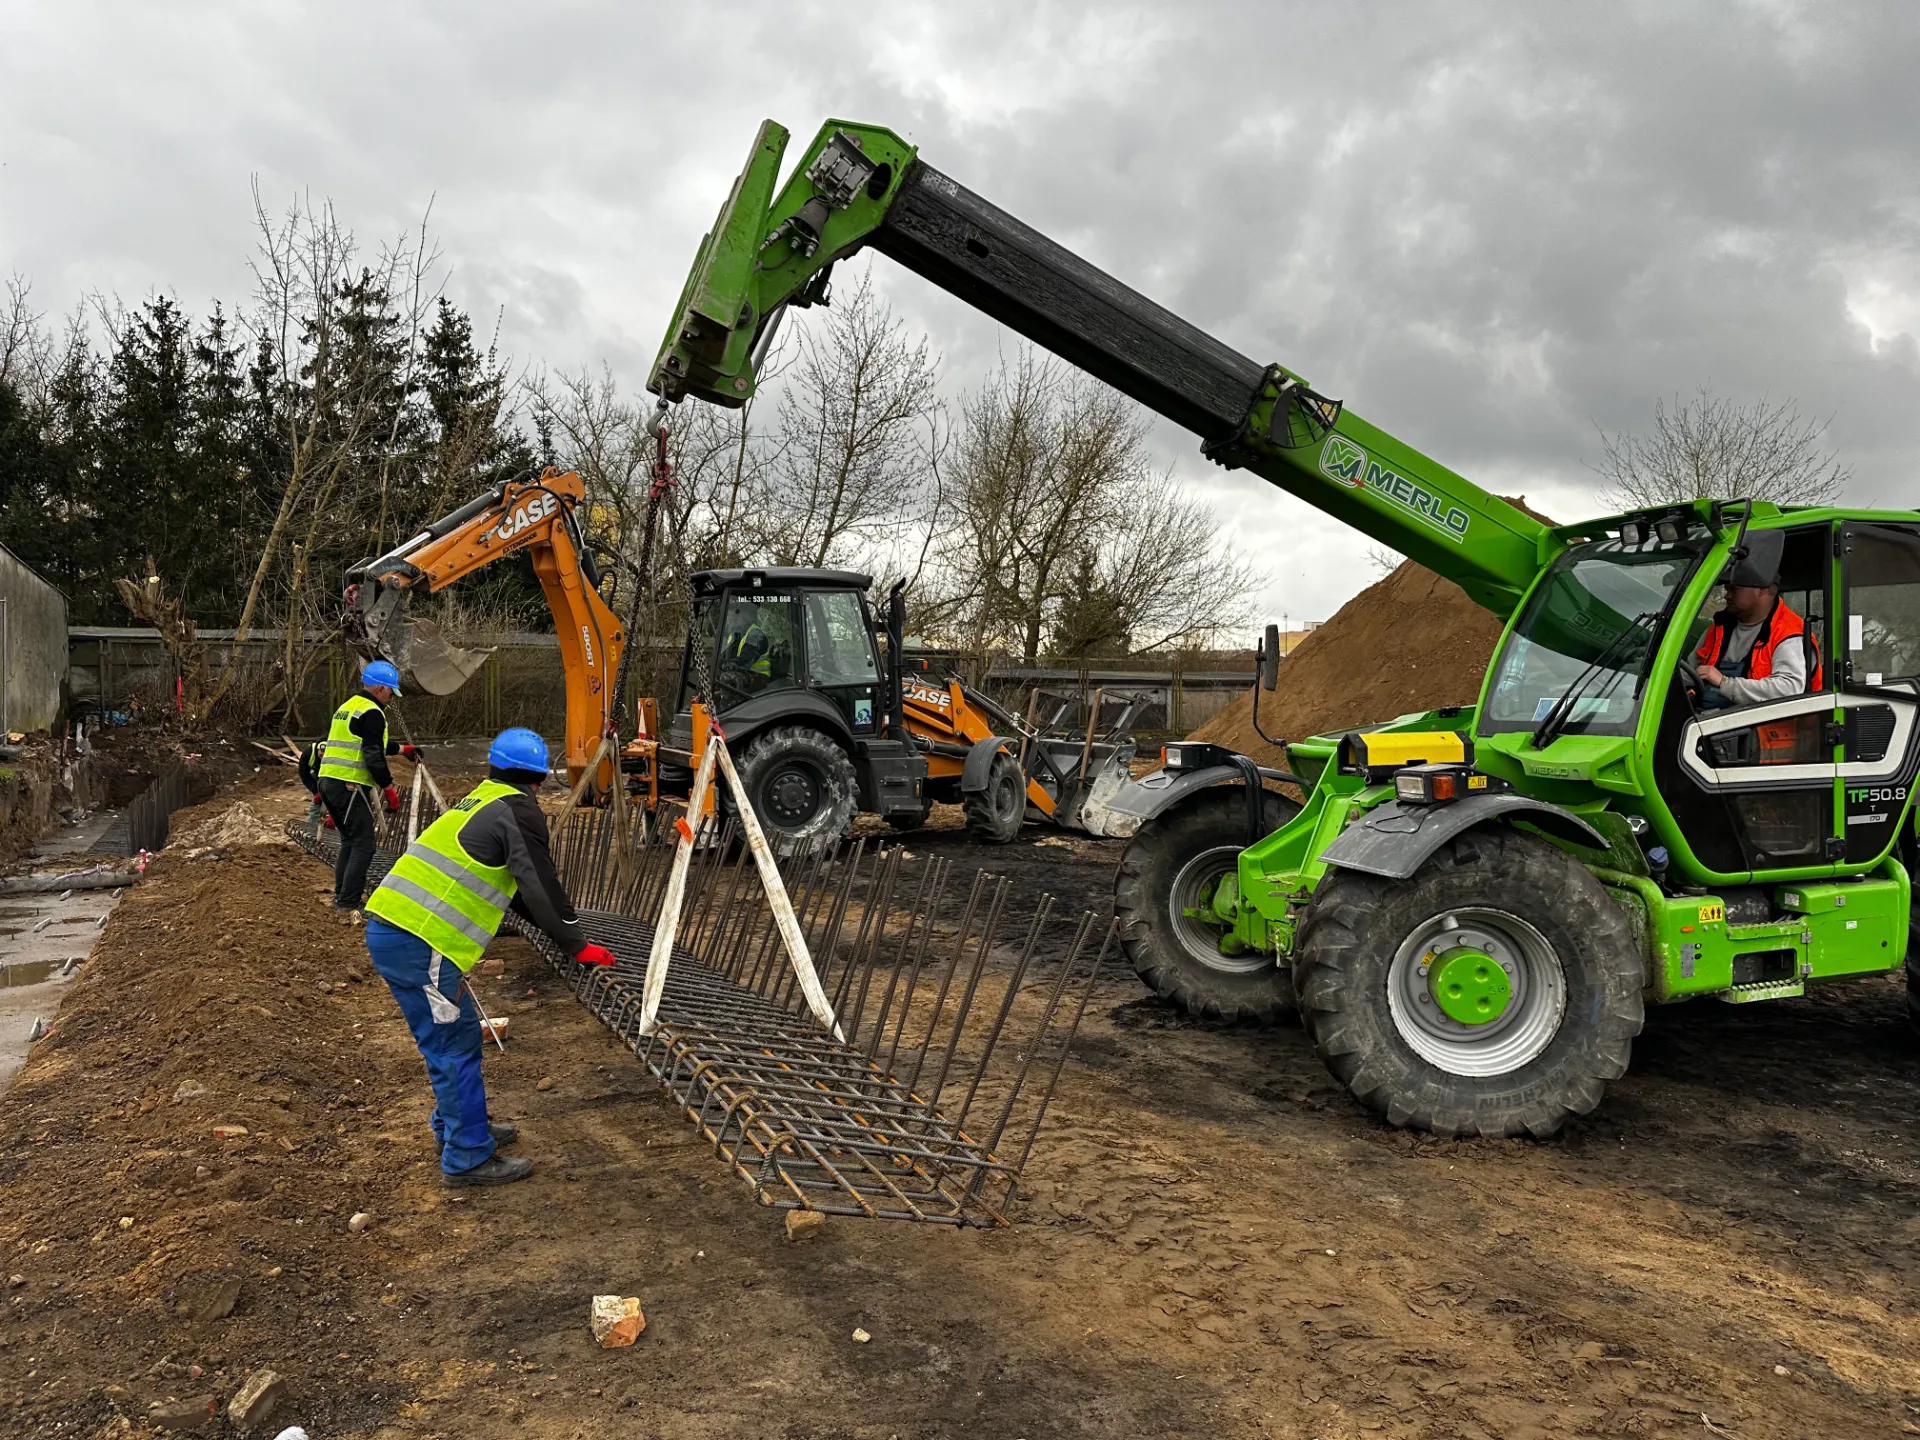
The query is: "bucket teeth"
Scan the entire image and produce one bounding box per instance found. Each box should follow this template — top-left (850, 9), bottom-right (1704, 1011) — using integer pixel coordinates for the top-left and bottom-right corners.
top-left (288, 796), bottom-right (1109, 1227)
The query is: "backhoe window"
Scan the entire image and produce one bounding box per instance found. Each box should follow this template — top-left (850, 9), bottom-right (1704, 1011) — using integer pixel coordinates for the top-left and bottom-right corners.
top-left (803, 590), bottom-right (879, 687)
top-left (1482, 539), bottom-right (1706, 737)
top-left (710, 592), bottom-right (800, 705)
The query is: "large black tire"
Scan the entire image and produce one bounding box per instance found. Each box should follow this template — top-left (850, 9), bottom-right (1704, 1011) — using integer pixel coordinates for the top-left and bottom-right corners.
top-left (1114, 787), bottom-right (1302, 1022)
top-left (731, 726), bottom-right (859, 853)
top-left (1907, 839), bottom-right (1920, 1034)
top-left (965, 750), bottom-right (1025, 844)
top-left (1293, 827), bottom-right (1643, 1139)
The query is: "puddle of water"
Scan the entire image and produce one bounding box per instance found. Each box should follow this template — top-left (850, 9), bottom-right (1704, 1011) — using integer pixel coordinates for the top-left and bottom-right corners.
top-left (3, 960), bottom-right (58, 987)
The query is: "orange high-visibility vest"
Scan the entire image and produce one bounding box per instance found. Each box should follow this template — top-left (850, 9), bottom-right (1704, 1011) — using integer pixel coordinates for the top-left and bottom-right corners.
top-left (1697, 598), bottom-right (1823, 690)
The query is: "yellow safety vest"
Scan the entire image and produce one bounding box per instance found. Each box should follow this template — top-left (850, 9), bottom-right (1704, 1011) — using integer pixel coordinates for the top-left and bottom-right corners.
top-left (365, 779), bottom-right (521, 970)
top-left (318, 694), bottom-right (383, 785)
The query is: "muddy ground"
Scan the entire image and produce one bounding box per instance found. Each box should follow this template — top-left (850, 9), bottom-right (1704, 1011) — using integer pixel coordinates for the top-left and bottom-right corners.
top-left (4, 774), bottom-right (1919, 1438)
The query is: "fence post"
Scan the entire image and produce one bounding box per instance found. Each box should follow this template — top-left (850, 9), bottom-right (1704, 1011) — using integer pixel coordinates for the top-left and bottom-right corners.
top-left (1171, 665), bottom-right (1182, 734)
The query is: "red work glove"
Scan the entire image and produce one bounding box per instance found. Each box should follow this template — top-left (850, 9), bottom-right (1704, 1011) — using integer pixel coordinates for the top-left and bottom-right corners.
top-left (312, 793), bottom-right (323, 805)
top-left (383, 786), bottom-right (401, 813)
top-left (575, 943), bottom-right (617, 968)
top-left (322, 813), bottom-right (335, 830)
top-left (400, 744), bottom-right (420, 761)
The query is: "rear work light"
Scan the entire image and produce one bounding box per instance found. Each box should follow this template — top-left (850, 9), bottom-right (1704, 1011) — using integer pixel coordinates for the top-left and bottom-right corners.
top-left (1393, 762), bottom-right (1505, 805)
top-left (1162, 742), bottom-right (1236, 772)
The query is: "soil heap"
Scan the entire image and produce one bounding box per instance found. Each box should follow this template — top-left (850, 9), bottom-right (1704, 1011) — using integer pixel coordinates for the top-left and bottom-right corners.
top-left (1191, 559), bottom-right (1508, 762)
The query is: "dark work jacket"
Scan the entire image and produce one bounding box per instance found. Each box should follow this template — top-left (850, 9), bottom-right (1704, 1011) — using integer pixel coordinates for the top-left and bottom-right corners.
top-left (348, 702), bottom-right (403, 789)
top-left (456, 789), bottom-right (586, 957)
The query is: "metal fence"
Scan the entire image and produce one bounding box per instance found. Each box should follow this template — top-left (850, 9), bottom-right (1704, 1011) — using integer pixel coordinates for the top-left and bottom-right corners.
top-left (70, 627), bottom-right (1255, 740)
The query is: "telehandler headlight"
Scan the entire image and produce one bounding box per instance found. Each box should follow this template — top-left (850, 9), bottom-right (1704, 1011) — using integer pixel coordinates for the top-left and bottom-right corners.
top-left (1393, 763), bottom-right (1503, 805)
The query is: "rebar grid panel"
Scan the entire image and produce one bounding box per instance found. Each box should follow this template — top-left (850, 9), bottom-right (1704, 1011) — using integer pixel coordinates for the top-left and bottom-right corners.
top-left (286, 800), bottom-right (1112, 1226)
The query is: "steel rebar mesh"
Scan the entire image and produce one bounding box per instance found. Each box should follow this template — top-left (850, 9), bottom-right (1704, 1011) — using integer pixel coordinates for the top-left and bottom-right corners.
top-left (289, 790), bottom-right (1111, 1226)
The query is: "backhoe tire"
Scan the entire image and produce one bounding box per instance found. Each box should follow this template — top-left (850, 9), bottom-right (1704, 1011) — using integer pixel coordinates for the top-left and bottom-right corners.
top-left (731, 726), bottom-right (859, 855)
top-left (1114, 787), bottom-right (1302, 1023)
top-left (1293, 827), bottom-right (1643, 1139)
top-left (965, 750), bottom-right (1025, 844)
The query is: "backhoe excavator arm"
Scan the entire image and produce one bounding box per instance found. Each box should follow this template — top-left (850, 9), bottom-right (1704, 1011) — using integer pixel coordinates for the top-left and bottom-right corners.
top-left (648, 120), bottom-right (1553, 617)
top-left (347, 469), bottom-right (624, 791)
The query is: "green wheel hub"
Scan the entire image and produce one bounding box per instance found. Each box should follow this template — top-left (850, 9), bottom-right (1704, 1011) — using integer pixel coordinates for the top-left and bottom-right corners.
top-left (1429, 946), bottom-right (1511, 1025)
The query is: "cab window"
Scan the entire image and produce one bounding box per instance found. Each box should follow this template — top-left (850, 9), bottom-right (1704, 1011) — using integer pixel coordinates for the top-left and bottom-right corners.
top-left (803, 591), bottom-right (879, 687)
top-left (711, 592), bottom-right (799, 705)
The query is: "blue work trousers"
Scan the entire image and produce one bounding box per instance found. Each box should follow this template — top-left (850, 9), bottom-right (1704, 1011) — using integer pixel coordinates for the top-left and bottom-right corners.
top-left (364, 918), bottom-right (495, 1174)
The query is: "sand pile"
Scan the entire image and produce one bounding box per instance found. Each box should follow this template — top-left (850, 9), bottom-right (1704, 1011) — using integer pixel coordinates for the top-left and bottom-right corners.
top-left (1191, 560), bottom-right (1510, 763)
top-left (169, 800), bottom-right (286, 850)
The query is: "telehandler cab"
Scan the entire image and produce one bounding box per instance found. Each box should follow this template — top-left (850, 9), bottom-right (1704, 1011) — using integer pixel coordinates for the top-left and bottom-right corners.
top-left (648, 117), bottom-right (1920, 1137)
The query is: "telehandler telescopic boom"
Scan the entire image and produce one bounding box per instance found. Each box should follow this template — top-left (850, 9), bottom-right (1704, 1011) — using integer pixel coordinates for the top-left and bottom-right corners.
top-left (647, 120), bottom-right (1552, 617)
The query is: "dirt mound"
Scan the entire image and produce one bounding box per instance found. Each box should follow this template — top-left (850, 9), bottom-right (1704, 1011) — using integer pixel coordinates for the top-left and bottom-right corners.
top-left (168, 800), bottom-right (286, 850)
top-left (1192, 560), bottom-right (1510, 762)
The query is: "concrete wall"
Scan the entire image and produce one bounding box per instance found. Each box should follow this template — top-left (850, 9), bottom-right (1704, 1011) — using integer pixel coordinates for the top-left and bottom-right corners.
top-left (0, 546), bottom-right (67, 733)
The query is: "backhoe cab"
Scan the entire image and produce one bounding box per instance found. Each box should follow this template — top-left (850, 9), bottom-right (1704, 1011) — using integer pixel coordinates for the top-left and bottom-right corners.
top-left (625, 568), bottom-right (928, 848)
top-left (652, 117), bottom-right (1920, 1138)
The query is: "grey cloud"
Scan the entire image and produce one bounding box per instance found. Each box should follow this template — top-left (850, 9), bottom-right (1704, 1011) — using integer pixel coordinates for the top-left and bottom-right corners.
top-left (3, 0), bottom-right (1916, 627)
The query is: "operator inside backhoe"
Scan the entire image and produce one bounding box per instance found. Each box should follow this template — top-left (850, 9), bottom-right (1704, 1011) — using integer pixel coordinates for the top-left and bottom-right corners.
top-left (713, 592), bottom-right (796, 700)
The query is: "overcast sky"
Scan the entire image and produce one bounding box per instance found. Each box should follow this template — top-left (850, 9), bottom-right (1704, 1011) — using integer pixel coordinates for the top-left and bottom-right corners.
top-left (4, 1), bottom-right (1917, 632)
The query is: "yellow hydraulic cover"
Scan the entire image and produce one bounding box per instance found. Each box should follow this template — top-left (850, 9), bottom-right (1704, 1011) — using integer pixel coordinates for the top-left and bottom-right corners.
top-left (1338, 731), bottom-right (1473, 780)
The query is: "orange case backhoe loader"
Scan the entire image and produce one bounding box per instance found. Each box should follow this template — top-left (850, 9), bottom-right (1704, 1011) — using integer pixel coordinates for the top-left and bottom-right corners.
top-left (344, 469), bottom-right (623, 794)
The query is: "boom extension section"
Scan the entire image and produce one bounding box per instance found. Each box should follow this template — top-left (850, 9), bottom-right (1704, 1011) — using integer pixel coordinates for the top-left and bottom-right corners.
top-left (648, 119), bottom-right (1551, 617)
top-left (345, 470), bottom-right (624, 791)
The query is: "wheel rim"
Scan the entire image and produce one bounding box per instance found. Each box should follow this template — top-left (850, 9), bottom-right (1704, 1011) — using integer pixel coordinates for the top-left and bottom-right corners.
top-left (1385, 908), bottom-right (1566, 1077)
top-left (1165, 845), bottom-right (1266, 976)
top-left (995, 769), bottom-right (1021, 819)
top-left (761, 761), bottom-right (824, 828)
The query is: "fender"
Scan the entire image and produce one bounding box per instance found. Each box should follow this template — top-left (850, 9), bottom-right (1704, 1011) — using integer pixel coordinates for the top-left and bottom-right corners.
top-left (1081, 764), bottom-right (1280, 840)
top-left (718, 690), bottom-right (853, 755)
top-left (1319, 793), bottom-right (1608, 881)
top-left (960, 736), bottom-right (1016, 794)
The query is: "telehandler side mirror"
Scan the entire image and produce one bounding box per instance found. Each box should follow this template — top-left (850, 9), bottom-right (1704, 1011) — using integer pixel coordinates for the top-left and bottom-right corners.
top-left (1260, 623), bottom-right (1281, 691)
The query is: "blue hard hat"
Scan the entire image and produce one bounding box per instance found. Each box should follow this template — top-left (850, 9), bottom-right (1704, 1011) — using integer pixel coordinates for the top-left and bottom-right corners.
top-left (362, 659), bottom-right (402, 694)
top-left (488, 727), bottom-right (549, 775)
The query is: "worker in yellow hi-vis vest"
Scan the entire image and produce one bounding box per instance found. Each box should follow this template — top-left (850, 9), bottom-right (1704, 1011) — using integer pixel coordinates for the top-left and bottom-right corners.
top-left (317, 659), bottom-right (416, 914)
top-left (363, 728), bottom-right (616, 1187)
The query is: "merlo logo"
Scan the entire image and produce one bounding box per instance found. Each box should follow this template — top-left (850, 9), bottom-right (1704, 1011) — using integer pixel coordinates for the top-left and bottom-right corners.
top-left (1319, 435), bottom-right (1367, 487)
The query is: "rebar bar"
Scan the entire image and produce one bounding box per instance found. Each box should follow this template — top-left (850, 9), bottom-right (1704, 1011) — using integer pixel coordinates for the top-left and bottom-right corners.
top-left (288, 798), bottom-right (1111, 1226)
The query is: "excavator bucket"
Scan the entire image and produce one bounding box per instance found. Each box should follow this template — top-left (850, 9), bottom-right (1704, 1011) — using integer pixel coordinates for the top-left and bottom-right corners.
top-left (399, 618), bottom-right (492, 696)
top-left (361, 585), bottom-right (493, 697)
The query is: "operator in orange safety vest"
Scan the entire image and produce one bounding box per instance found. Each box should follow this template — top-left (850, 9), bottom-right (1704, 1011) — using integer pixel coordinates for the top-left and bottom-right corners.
top-left (1695, 530), bottom-right (1822, 710)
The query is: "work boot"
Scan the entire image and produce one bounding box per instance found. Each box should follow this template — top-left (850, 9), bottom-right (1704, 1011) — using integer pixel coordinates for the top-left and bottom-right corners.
top-left (438, 1122), bottom-right (518, 1154)
top-left (444, 1154), bottom-right (533, 1188)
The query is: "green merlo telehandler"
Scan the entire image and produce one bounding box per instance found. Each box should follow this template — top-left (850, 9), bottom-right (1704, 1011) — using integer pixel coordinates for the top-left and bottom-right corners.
top-left (647, 119), bottom-right (1920, 1138)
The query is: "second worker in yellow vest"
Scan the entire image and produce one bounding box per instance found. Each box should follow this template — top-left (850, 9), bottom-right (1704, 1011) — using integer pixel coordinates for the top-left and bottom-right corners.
top-left (317, 659), bottom-right (416, 914)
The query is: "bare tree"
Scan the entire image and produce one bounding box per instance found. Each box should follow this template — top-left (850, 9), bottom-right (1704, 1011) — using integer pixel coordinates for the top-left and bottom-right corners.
top-left (1594, 387), bottom-right (1850, 510)
top-left (1, 274), bottom-right (43, 386)
top-left (931, 347), bottom-right (1259, 663)
top-left (1094, 468), bottom-right (1258, 654)
top-left (238, 188), bottom-right (450, 720)
top-left (752, 264), bottom-right (942, 568)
